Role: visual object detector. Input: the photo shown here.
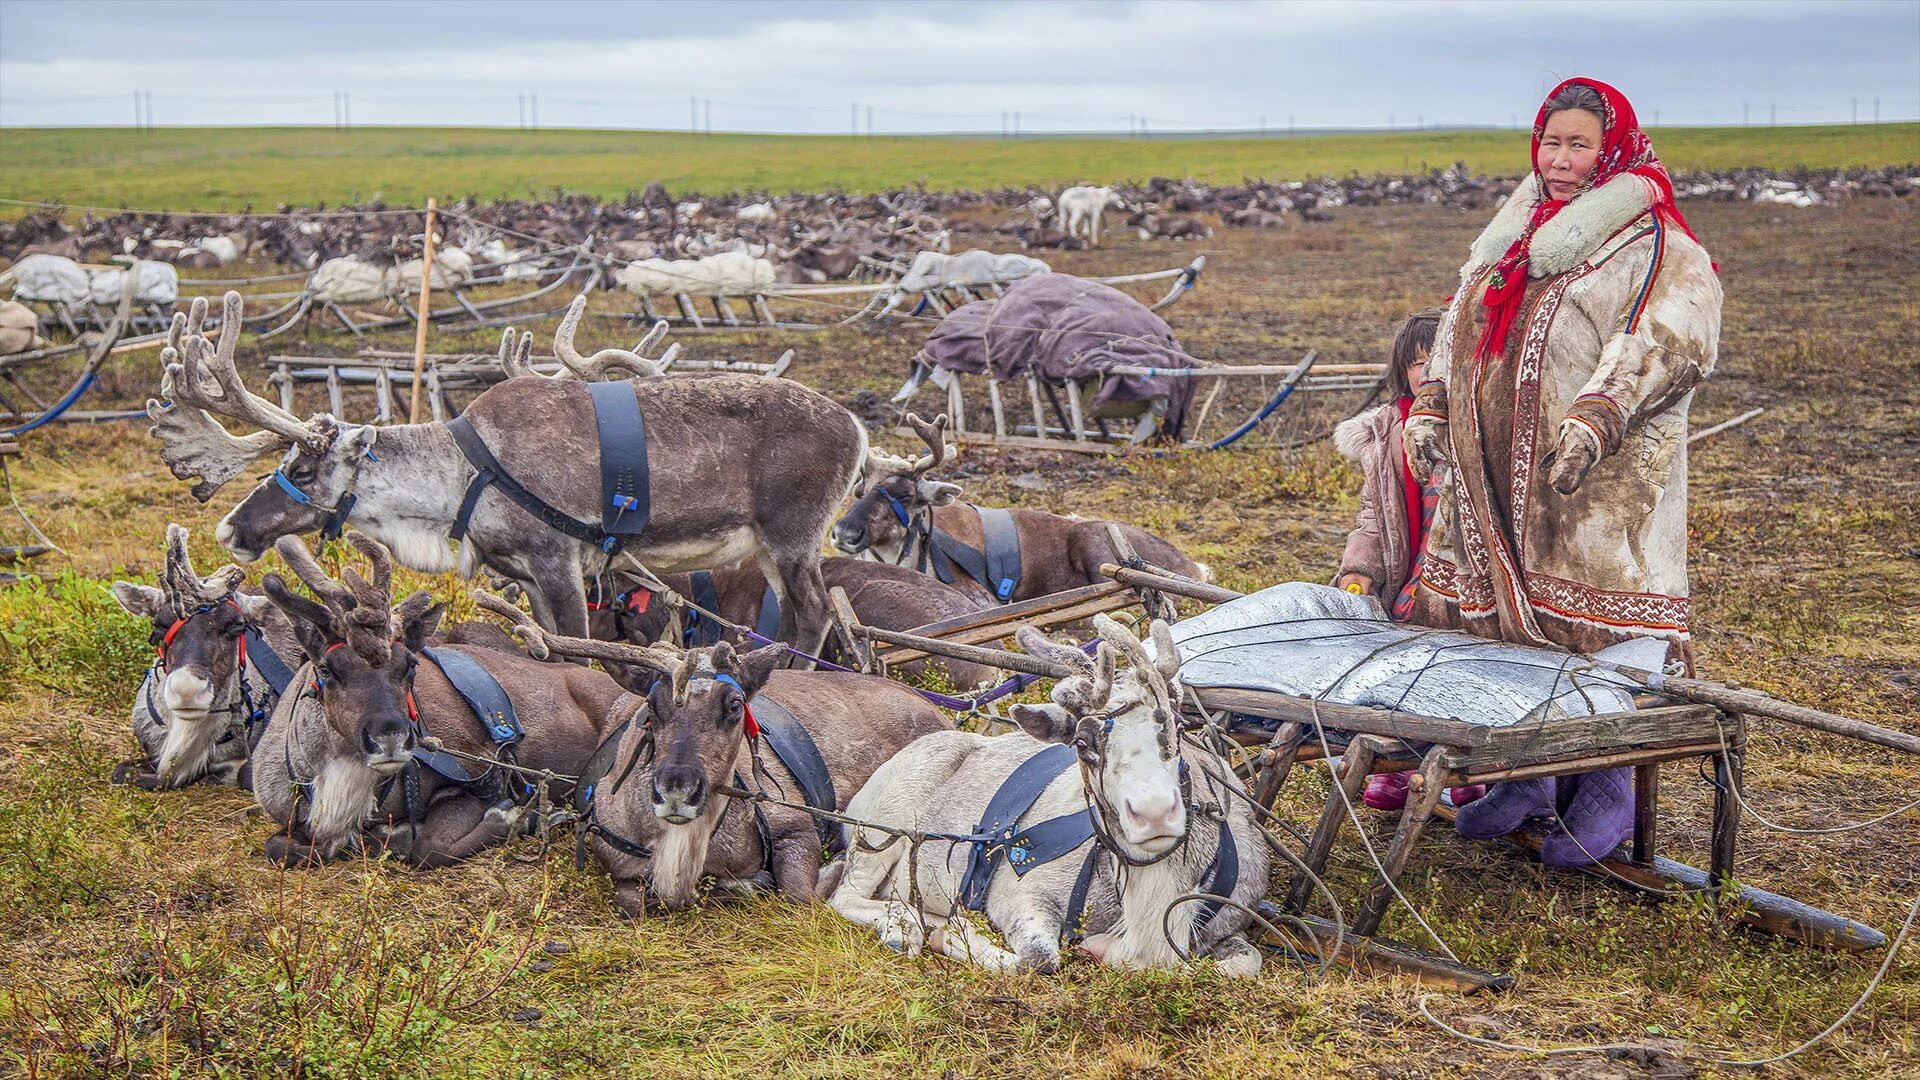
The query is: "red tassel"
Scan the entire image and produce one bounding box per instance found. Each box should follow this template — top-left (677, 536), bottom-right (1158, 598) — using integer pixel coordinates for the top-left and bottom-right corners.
top-left (741, 703), bottom-right (759, 740)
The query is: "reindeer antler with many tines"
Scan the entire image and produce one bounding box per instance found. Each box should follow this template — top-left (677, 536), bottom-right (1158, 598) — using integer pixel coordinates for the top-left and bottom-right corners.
top-left (272, 534), bottom-right (396, 665)
top-left (1016, 625), bottom-right (1116, 717)
top-left (860, 410), bottom-right (957, 491)
top-left (161, 522), bottom-right (245, 617)
top-left (148, 291), bottom-right (325, 501)
top-left (552, 294), bottom-right (665, 380)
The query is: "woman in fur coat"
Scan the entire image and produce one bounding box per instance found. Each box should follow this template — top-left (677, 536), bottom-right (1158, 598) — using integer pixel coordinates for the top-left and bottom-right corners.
top-left (1400, 78), bottom-right (1722, 865)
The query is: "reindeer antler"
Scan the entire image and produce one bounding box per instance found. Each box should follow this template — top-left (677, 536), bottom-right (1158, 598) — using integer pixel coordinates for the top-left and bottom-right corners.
top-left (271, 533), bottom-right (396, 665)
top-left (272, 535), bottom-right (355, 637)
top-left (473, 589), bottom-right (682, 673)
top-left (161, 522), bottom-right (244, 615)
top-left (494, 327), bottom-right (537, 380)
top-left (1016, 626), bottom-right (1115, 716)
top-left (149, 293), bottom-right (318, 501)
top-left (551, 294), bottom-right (665, 381)
top-left (861, 411), bottom-right (957, 490)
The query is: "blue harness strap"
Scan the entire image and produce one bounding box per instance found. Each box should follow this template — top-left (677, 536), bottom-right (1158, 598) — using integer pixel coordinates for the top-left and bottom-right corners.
top-left (959, 743), bottom-right (1093, 912)
top-left (589, 380), bottom-right (651, 538)
top-left (754, 585), bottom-right (782, 643)
top-left (748, 694), bottom-right (841, 855)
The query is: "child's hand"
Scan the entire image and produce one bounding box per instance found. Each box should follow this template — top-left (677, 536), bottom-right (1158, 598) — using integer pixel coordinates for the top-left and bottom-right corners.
top-left (1335, 572), bottom-right (1374, 596)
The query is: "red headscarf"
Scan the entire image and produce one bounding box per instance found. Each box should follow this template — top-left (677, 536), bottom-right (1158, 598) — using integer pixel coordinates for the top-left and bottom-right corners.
top-left (1477, 78), bottom-right (1704, 361)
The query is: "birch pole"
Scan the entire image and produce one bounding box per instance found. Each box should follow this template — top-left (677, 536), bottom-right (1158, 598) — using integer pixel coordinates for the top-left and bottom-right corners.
top-left (407, 197), bottom-right (439, 422)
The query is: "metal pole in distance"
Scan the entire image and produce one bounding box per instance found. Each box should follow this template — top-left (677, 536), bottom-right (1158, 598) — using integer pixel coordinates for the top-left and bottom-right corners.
top-left (407, 197), bottom-right (440, 423)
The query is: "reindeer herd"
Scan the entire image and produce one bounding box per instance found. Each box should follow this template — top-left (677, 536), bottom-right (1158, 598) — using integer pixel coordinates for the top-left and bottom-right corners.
top-left (111, 289), bottom-right (1271, 977)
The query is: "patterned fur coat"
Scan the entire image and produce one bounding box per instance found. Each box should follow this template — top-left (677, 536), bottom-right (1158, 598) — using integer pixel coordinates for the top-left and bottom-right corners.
top-left (1403, 171), bottom-right (1723, 656)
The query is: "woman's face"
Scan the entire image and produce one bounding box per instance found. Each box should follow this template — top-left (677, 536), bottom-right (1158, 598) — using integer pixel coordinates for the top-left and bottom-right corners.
top-left (1537, 108), bottom-right (1604, 201)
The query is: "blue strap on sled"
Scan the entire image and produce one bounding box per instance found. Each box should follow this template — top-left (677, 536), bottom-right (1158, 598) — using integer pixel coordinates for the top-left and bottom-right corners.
top-left (590, 380), bottom-right (651, 541)
top-left (420, 646), bottom-right (523, 747)
top-left (958, 743), bottom-right (1093, 913)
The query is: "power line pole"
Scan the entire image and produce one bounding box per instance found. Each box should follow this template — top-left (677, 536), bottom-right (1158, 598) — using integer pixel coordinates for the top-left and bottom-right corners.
top-left (1875, 97), bottom-right (1880, 123)
top-left (691, 95), bottom-right (698, 136)
top-left (867, 104), bottom-right (873, 138)
top-left (1852, 97), bottom-right (1858, 124)
top-left (134, 90), bottom-right (142, 131)
top-left (531, 93), bottom-right (539, 131)
top-left (704, 97), bottom-right (711, 134)
top-left (343, 91), bottom-right (349, 129)
top-left (146, 90), bottom-right (154, 131)
top-left (1013, 110), bottom-right (1020, 139)
top-left (518, 93), bottom-right (525, 132)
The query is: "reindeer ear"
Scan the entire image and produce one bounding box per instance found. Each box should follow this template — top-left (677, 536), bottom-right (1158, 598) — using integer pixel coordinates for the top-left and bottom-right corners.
top-left (396, 592), bottom-right (444, 653)
top-left (1010, 703), bottom-right (1078, 744)
top-left (736, 642), bottom-right (786, 698)
top-left (111, 582), bottom-right (168, 621)
top-left (233, 590), bottom-right (273, 624)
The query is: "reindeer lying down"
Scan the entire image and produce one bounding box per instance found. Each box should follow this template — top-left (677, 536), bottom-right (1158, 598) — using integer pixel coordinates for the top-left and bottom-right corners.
top-left (111, 524), bottom-right (306, 790)
top-left (475, 595), bottom-right (949, 916)
top-left (250, 534), bottom-right (627, 869)
top-left (828, 616), bottom-right (1269, 976)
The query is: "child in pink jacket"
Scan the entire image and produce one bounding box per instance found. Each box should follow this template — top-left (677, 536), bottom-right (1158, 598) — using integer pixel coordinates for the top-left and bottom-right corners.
top-left (1334, 308), bottom-right (1483, 810)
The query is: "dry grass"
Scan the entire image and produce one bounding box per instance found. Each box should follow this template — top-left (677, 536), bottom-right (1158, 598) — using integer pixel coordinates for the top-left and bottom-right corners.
top-left (1, 200), bottom-right (1917, 1077)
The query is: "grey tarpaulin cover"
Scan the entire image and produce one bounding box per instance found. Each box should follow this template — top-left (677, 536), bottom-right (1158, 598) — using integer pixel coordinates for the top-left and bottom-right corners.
top-left (913, 274), bottom-right (1196, 437)
top-left (1161, 583), bottom-right (1667, 728)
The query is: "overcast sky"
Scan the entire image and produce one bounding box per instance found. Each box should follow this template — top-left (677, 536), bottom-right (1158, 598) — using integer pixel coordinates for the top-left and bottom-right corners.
top-left (2, 0), bottom-right (1916, 132)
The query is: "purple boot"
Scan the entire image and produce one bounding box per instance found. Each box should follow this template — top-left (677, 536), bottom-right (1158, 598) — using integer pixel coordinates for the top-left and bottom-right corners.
top-left (1540, 768), bottom-right (1635, 868)
top-left (1452, 777), bottom-right (1557, 840)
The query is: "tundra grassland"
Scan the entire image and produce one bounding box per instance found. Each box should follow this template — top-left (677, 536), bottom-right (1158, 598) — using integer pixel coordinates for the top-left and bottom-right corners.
top-left (0, 123), bottom-right (1916, 210)
top-left (0, 198), bottom-right (1917, 1079)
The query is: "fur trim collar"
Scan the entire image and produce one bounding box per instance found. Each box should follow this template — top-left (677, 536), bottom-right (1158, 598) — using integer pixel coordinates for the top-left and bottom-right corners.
top-left (1333, 404), bottom-right (1389, 460)
top-left (1467, 172), bottom-right (1655, 279)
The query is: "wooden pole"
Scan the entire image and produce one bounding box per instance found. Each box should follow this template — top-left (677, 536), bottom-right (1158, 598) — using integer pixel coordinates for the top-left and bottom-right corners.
top-left (1688, 407), bottom-right (1765, 445)
top-left (1613, 666), bottom-right (1920, 756)
top-left (407, 197), bottom-right (439, 423)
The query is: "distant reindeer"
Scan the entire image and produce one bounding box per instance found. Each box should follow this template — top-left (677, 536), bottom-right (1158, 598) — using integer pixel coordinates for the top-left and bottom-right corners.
top-left (1058, 186), bottom-right (1127, 246)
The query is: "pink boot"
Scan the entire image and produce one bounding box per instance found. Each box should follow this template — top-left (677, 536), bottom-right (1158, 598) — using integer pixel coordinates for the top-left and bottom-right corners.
top-left (1362, 770), bottom-right (1413, 810)
top-left (1448, 785), bottom-right (1488, 806)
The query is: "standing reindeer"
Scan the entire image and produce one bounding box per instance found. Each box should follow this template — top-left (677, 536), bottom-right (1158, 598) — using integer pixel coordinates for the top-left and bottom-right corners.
top-left (250, 534), bottom-right (628, 868)
top-left (828, 616), bottom-right (1269, 975)
top-left (831, 414), bottom-right (1206, 604)
top-left (110, 524), bottom-right (305, 789)
top-left (147, 291), bottom-right (867, 660)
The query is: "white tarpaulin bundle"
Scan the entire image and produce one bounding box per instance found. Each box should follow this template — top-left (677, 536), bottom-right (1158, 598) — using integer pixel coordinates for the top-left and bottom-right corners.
top-left (8, 254), bottom-right (91, 305)
top-left (1161, 583), bottom-right (1666, 728)
top-left (309, 257), bottom-right (391, 304)
top-left (390, 247), bottom-right (476, 295)
top-left (614, 251), bottom-right (775, 298)
top-left (893, 249), bottom-right (1050, 293)
top-left (87, 260), bottom-right (179, 306)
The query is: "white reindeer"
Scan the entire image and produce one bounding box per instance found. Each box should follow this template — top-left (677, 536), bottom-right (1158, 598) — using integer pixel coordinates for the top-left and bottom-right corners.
top-left (1058, 185), bottom-right (1127, 247)
top-left (828, 615), bottom-right (1268, 976)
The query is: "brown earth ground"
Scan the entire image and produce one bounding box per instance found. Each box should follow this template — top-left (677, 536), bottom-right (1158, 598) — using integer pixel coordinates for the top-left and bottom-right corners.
top-left (1, 199), bottom-right (1916, 1077)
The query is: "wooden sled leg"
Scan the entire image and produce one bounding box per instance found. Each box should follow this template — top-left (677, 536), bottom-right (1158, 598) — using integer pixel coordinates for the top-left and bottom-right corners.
top-left (1287, 736), bottom-right (1379, 913)
top-left (676, 294), bottom-right (704, 329)
top-left (714, 296), bottom-right (740, 326)
top-left (1251, 722), bottom-right (1306, 810)
top-left (1352, 746), bottom-right (1451, 937)
top-left (753, 294), bottom-right (778, 326)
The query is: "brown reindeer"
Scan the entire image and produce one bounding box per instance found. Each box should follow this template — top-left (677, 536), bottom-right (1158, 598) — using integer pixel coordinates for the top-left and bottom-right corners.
top-left (477, 593), bottom-right (949, 915)
top-left (148, 292), bottom-right (867, 662)
top-left (592, 556), bottom-right (993, 687)
top-left (830, 415), bottom-right (1206, 604)
top-left (1126, 209), bottom-right (1214, 240)
top-left (250, 534), bottom-right (627, 868)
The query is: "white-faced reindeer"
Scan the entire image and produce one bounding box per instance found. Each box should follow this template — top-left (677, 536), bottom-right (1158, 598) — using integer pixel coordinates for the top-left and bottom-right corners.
top-left (829, 615), bottom-right (1268, 976)
top-left (250, 534), bottom-right (627, 868)
top-left (110, 524), bottom-right (305, 789)
top-left (476, 593), bottom-right (948, 915)
top-left (148, 291), bottom-right (867, 661)
top-left (1058, 186), bottom-right (1127, 246)
top-left (831, 414), bottom-right (1207, 605)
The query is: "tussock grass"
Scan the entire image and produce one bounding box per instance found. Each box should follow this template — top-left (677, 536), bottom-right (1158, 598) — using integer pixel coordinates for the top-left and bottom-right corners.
top-left (1, 200), bottom-right (1916, 1076)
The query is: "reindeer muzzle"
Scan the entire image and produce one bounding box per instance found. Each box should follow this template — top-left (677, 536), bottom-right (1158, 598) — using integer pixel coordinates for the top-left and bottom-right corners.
top-left (652, 766), bottom-right (707, 824)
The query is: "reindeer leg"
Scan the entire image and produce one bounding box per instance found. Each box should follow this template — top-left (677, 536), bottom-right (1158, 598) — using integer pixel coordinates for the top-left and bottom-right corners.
top-left (767, 823), bottom-right (827, 903)
top-left (403, 796), bottom-right (523, 870)
top-left (768, 550), bottom-right (830, 668)
top-left (826, 831), bottom-right (927, 956)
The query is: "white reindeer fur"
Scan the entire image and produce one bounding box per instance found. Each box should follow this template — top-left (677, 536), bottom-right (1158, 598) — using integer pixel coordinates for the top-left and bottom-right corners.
top-left (253, 678), bottom-right (382, 857)
top-left (830, 677), bottom-right (1265, 976)
top-left (1058, 186), bottom-right (1124, 246)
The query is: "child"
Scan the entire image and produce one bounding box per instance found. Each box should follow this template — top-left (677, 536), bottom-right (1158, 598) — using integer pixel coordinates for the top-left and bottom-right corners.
top-left (1333, 307), bottom-right (1482, 810)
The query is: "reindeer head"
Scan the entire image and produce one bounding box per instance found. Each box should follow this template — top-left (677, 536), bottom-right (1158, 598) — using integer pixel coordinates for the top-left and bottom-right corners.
top-left (112, 524), bottom-right (270, 783)
top-left (1011, 615), bottom-right (1188, 860)
top-left (830, 412), bottom-right (961, 559)
top-left (263, 533), bottom-right (443, 775)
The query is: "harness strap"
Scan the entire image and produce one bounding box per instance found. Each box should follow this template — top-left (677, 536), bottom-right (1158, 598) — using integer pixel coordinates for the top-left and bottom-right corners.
top-left (419, 646), bottom-right (524, 746)
top-left (450, 467), bottom-right (493, 543)
top-left (446, 415), bottom-right (612, 548)
top-left (959, 743), bottom-right (1084, 912)
top-left (244, 628), bottom-right (296, 696)
top-left (749, 694), bottom-right (840, 856)
top-left (1064, 846), bottom-right (1102, 943)
top-left (976, 506), bottom-right (1023, 602)
top-left (589, 380), bottom-right (652, 537)
top-left (686, 571), bottom-right (725, 647)
top-left (754, 585), bottom-right (782, 644)
top-left (1192, 821), bottom-right (1239, 935)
